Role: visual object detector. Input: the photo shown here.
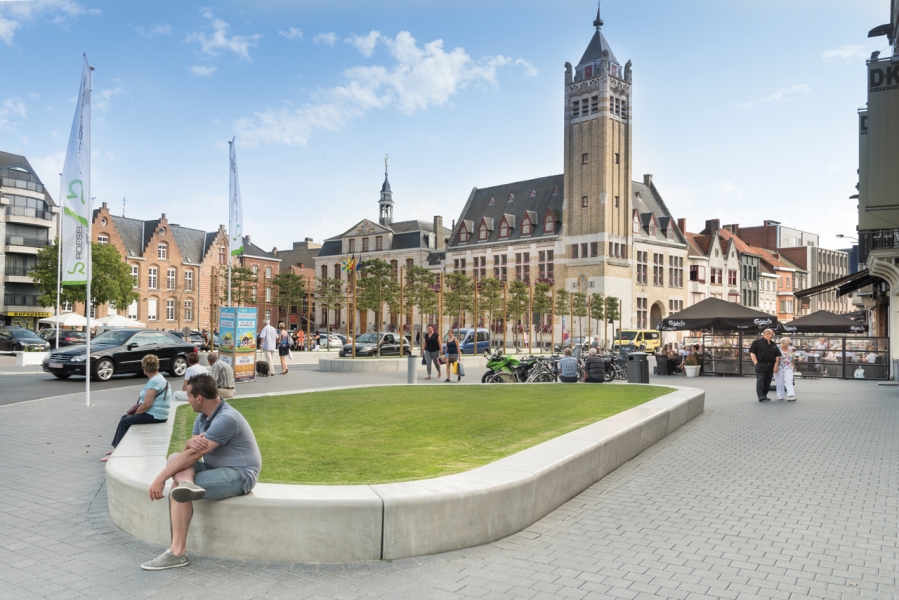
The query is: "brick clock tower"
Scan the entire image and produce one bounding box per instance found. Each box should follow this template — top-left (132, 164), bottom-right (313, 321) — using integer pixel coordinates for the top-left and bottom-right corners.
top-left (561, 6), bottom-right (633, 310)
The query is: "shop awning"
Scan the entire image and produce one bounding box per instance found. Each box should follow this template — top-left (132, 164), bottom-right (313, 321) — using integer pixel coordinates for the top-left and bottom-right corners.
top-left (837, 273), bottom-right (882, 297)
top-left (794, 269), bottom-right (869, 300)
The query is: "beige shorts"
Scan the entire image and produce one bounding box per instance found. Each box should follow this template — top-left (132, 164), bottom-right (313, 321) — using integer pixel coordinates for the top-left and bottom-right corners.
top-left (219, 388), bottom-right (235, 399)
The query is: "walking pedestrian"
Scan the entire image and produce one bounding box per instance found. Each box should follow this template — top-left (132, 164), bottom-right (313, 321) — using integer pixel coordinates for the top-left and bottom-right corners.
top-left (775, 336), bottom-right (796, 401)
top-left (277, 325), bottom-right (291, 375)
top-left (259, 319), bottom-right (278, 373)
top-left (584, 348), bottom-right (605, 383)
top-left (423, 325), bottom-right (441, 380)
top-left (749, 328), bottom-right (780, 402)
top-left (445, 329), bottom-right (461, 383)
top-left (296, 328), bottom-right (305, 352)
top-left (415, 329), bottom-right (421, 347)
top-left (201, 329), bottom-right (211, 351)
top-left (559, 347), bottom-right (580, 383)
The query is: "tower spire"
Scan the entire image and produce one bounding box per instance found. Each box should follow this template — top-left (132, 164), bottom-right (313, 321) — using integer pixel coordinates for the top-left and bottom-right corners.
top-left (593, 1), bottom-right (603, 29)
top-left (379, 154), bottom-right (394, 227)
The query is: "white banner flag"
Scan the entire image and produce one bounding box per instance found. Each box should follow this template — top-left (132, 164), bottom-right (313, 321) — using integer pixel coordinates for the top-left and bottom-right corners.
top-left (61, 55), bottom-right (92, 286)
top-left (229, 138), bottom-right (244, 257)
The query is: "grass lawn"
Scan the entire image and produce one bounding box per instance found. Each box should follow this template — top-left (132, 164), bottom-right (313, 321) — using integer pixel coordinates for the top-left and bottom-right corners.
top-left (168, 385), bottom-right (671, 485)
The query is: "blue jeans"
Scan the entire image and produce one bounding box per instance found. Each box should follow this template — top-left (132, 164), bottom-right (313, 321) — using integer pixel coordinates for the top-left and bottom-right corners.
top-left (193, 461), bottom-right (246, 501)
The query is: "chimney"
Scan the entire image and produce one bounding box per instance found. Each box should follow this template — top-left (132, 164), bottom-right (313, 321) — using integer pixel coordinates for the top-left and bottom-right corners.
top-left (677, 218), bottom-right (686, 233)
top-left (305, 237), bottom-right (313, 243)
top-left (643, 174), bottom-right (653, 187)
top-left (161, 213), bottom-right (166, 220)
top-left (434, 216), bottom-right (445, 250)
top-left (102, 202), bottom-right (107, 209)
top-left (703, 219), bottom-right (720, 235)
top-left (272, 248), bottom-right (278, 257)
top-left (245, 235), bottom-right (251, 244)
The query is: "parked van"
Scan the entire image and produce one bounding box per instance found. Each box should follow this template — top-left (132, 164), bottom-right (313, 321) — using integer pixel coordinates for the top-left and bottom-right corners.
top-left (443, 328), bottom-right (490, 354)
top-left (612, 329), bottom-right (661, 353)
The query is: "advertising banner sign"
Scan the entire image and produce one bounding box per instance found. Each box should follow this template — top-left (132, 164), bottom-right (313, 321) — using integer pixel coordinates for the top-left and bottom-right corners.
top-left (219, 306), bottom-right (257, 383)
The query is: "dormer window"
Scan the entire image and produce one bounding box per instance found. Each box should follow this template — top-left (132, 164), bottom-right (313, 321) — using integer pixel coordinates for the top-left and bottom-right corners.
top-left (649, 218), bottom-right (656, 236)
top-left (478, 222), bottom-right (488, 241)
top-left (543, 210), bottom-right (555, 234)
top-left (667, 226), bottom-right (673, 240)
top-left (508, 194), bottom-right (514, 202)
top-left (632, 214), bottom-right (640, 234)
top-left (499, 220), bottom-right (509, 239)
top-left (521, 214), bottom-right (533, 237)
top-left (530, 190), bottom-right (537, 198)
top-left (552, 187), bottom-right (559, 195)
top-left (459, 223), bottom-right (470, 243)
top-left (488, 197), bottom-right (494, 206)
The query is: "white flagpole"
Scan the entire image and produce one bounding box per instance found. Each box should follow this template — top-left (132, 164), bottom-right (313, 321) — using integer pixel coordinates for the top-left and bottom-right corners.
top-left (227, 140), bottom-right (233, 307)
top-left (85, 63), bottom-right (93, 408)
top-left (56, 173), bottom-right (63, 351)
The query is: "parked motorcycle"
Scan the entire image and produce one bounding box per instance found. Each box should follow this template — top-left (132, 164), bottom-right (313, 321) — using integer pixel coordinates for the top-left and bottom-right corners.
top-left (482, 348), bottom-right (522, 383)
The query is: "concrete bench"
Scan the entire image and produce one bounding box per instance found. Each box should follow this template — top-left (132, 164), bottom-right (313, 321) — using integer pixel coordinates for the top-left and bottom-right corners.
top-left (106, 384), bottom-right (704, 562)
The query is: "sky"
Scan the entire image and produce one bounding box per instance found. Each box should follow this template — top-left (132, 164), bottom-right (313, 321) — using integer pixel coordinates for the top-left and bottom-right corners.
top-left (0, 0), bottom-right (892, 252)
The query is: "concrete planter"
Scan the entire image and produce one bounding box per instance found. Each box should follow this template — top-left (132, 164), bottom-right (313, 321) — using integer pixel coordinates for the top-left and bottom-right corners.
top-left (684, 365), bottom-right (701, 377)
top-left (106, 384), bottom-right (704, 563)
top-left (16, 351), bottom-right (48, 366)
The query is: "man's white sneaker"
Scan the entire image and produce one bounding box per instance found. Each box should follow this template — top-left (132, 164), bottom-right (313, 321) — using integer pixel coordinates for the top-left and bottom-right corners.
top-left (141, 549), bottom-right (189, 570)
top-left (171, 481), bottom-right (206, 503)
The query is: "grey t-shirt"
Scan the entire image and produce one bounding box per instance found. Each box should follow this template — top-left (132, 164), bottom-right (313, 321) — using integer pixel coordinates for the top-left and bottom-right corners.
top-left (192, 401), bottom-right (262, 494)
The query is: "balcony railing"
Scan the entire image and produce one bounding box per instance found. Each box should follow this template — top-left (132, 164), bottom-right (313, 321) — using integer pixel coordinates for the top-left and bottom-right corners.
top-left (4, 294), bottom-right (41, 306)
top-left (6, 205), bottom-right (53, 221)
top-left (0, 177), bottom-right (44, 194)
top-left (4, 235), bottom-right (51, 248)
top-left (859, 229), bottom-right (899, 264)
top-left (5, 266), bottom-right (35, 276)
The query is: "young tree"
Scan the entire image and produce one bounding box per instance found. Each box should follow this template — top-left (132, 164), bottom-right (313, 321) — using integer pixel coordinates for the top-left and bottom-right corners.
top-left (573, 292), bottom-right (588, 341)
top-left (404, 265), bottom-right (436, 346)
top-left (590, 293), bottom-right (605, 345)
top-left (30, 240), bottom-right (140, 325)
top-left (219, 266), bottom-right (255, 307)
top-left (605, 296), bottom-right (621, 346)
top-left (477, 278), bottom-right (502, 348)
top-left (315, 277), bottom-right (344, 350)
top-left (554, 289), bottom-right (570, 349)
top-left (355, 259), bottom-right (398, 357)
top-left (272, 271), bottom-right (306, 331)
top-left (533, 281), bottom-right (552, 351)
top-left (443, 272), bottom-right (473, 333)
top-left (506, 280), bottom-right (530, 348)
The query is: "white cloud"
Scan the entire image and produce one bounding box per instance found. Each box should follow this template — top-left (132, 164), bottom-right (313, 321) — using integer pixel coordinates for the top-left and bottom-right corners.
top-left (93, 86), bottom-right (123, 114)
top-left (0, 97), bottom-right (27, 128)
top-left (186, 10), bottom-right (261, 60)
top-left (313, 32), bottom-right (337, 46)
top-left (279, 27), bottom-right (302, 40)
top-left (822, 44), bottom-right (870, 62)
top-left (739, 84), bottom-right (810, 108)
top-left (137, 23), bottom-right (172, 39)
top-left (191, 65), bottom-right (217, 77)
top-left (346, 30), bottom-right (380, 57)
top-left (28, 151), bottom-right (66, 188)
top-left (0, 0), bottom-right (101, 46)
top-left (236, 30), bottom-right (538, 146)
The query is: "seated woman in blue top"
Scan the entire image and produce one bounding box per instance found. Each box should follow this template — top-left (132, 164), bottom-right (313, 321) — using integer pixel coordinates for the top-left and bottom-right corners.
top-left (100, 354), bottom-right (172, 462)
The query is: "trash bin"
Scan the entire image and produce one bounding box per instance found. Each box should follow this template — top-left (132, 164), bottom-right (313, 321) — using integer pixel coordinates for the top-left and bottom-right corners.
top-left (627, 352), bottom-right (650, 384)
top-left (893, 359), bottom-right (899, 382)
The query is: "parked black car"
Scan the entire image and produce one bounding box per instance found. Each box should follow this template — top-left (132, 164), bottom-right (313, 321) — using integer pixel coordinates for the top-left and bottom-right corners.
top-left (38, 328), bottom-right (87, 349)
top-left (168, 329), bottom-right (206, 348)
top-left (338, 332), bottom-right (412, 357)
top-left (0, 326), bottom-right (51, 352)
top-left (42, 328), bottom-right (197, 381)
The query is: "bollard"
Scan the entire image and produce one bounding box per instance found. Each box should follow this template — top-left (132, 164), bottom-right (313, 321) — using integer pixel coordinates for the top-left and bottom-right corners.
top-left (407, 355), bottom-right (418, 384)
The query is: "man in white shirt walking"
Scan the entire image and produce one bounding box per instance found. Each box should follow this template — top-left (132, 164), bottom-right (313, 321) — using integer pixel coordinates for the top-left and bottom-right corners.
top-left (259, 319), bottom-right (278, 373)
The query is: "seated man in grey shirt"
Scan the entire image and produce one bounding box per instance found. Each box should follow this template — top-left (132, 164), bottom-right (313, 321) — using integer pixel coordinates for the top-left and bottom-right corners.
top-left (142, 374), bottom-right (262, 571)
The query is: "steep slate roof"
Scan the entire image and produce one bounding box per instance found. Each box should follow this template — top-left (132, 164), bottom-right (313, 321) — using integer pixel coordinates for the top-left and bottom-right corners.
top-left (449, 174), bottom-right (564, 248)
top-left (0, 150), bottom-right (56, 205)
top-left (717, 228), bottom-right (760, 257)
top-left (318, 240), bottom-right (343, 258)
top-left (578, 29), bottom-right (619, 66)
top-left (316, 218), bottom-right (451, 258)
top-left (241, 237), bottom-right (280, 261)
top-left (94, 211), bottom-right (219, 263)
top-left (632, 181), bottom-right (686, 245)
top-left (170, 225), bottom-right (208, 264)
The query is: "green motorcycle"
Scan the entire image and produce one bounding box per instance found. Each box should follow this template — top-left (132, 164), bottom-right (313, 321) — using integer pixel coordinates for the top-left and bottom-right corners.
top-left (482, 348), bottom-right (522, 383)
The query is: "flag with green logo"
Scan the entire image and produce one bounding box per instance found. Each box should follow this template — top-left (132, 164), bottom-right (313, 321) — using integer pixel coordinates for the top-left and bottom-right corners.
top-left (61, 56), bottom-right (92, 286)
top-left (229, 138), bottom-right (244, 256)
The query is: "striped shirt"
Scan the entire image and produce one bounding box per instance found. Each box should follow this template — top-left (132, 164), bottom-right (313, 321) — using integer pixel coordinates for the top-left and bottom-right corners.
top-left (210, 360), bottom-right (235, 390)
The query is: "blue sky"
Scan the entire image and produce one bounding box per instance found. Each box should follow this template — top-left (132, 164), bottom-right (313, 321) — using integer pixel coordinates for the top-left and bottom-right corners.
top-left (0, 0), bottom-right (891, 251)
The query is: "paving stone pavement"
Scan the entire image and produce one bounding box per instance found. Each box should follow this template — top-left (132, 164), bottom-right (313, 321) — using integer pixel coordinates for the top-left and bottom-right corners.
top-left (0, 374), bottom-right (897, 600)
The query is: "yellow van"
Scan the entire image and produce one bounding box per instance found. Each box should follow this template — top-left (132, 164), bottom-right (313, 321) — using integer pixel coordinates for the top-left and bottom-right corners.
top-left (612, 329), bottom-right (661, 353)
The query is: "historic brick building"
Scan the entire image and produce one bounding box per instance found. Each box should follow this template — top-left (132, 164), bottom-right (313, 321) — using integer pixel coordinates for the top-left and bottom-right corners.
top-left (83, 203), bottom-right (229, 332)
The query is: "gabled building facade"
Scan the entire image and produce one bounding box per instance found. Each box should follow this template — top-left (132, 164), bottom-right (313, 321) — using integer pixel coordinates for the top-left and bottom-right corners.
top-left (233, 236), bottom-right (282, 330)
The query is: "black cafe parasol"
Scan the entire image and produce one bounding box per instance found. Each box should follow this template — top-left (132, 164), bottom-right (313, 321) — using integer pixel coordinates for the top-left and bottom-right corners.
top-left (658, 297), bottom-right (781, 332)
top-left (780, 310), bottom-right (867, 334)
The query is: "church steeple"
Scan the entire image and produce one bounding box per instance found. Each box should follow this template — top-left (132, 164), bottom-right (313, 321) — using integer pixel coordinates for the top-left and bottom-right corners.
top-left (593, 1), bottom-right (603, 29)
top-left (379, 154), bottom-right (394, 226)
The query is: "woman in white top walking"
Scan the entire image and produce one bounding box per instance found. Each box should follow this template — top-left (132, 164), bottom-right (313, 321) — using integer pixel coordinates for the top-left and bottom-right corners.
top-left (775, 336), bottom-right (796, 401)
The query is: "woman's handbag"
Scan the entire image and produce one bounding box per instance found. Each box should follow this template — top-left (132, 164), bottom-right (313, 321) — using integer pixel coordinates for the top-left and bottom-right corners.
top-left (457, 362), bottom-right (465, 377)
top-left (421, 355), bottom-right (427, 366)
top-left (438, 355), bottom-right (447, 365)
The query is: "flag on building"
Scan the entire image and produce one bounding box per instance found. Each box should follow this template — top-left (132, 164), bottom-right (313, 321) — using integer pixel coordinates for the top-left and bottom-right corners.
top-left (228, 138), bottom-right (244, 257)
top-left (61, 55), bottom-right (92, 286)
